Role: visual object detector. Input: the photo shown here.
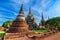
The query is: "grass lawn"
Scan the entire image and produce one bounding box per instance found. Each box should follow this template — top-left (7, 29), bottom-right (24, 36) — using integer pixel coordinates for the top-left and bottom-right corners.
top-left (0, 31), bottom-right (5, 38)
top-left (32, 29), bottom-right (48, 34)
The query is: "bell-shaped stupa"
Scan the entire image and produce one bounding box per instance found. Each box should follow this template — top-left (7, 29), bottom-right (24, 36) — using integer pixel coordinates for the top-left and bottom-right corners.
top-left (7, 4), bottom-right (28, 33)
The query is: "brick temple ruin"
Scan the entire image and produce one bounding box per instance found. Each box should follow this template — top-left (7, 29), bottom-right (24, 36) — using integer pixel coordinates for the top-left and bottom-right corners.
top-left (2, 4), bottom-right (58, 40)
top-left (26, 8), bottom-right (38, 30)
top-left (4, 4), bottom-right (29, 40)
top-left (39, 12), bottom-right (45, 29)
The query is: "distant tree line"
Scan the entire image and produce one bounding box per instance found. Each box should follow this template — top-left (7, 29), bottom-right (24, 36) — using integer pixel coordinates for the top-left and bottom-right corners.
top-left (45, 17), bottom-right (60, 31)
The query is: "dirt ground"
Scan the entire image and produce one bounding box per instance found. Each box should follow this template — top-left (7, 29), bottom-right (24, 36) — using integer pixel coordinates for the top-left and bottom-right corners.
top-left (43, 32), bottom-right (60, 40)
top-left (3, 32), bottom-right (60, 40)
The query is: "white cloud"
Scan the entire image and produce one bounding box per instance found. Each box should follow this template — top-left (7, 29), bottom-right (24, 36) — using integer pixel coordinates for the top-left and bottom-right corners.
top-left (32, 7), bottom-right (42, 15)
top-left (33, 15), bottom-right (41, 24)
top-left (24, 11), bottom-right (29, 17)
top-left (24, 0), bottom-right (30, 3)
top-left (0, 18), bottom-right (8, 22)
top-left (31, 0), bottom-right (51, 16)
top-left (34, 15), bottom-right (40, 20)
top-left (0, 7), bottom-right (18, 16)
top-left (41, 0), bottom-right (51, 9)
top-left (46, 0), bottom-right (60, 17)
top-left (0, 18), bottom-right (9, 26)
top-left (11, 0), bottom-right (30, 4)
top-left (0, 14), bottom-right (3, 17)
top-left (0, 14), bottom-right (15, 19)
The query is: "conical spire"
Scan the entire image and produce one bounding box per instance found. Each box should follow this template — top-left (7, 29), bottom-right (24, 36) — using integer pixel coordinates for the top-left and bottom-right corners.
top-left (19, 4), bottom-right (24, 14)
top-left (29, 7), bottom-right (31, 14)
top-left (39, 12), bottom-right (45, 29)
top-left (48, 16), bottom-right (50, 20)
top-left (40, 12), bottom-right (45, 26)
top-left (28, 7), bottom-right (33, 17)
top-left (42, 12), bottom-right (44, 20)
top-left (16, 4), bottom-right (24, 20)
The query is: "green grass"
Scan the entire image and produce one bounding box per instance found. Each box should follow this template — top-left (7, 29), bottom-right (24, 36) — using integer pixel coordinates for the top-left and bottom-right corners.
top-left (0, 30), bottom-right (48, 37)
top-left (32, 30), bottom-right (48, 34)
top-left (0, 31), bottom-right (5, 33)
top-left (0, 31), bottom-right (5, 38)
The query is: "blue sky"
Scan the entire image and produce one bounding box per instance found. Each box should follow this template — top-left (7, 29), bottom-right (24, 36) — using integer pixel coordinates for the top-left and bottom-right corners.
top-left (0, 0), bottom-right (60, 25)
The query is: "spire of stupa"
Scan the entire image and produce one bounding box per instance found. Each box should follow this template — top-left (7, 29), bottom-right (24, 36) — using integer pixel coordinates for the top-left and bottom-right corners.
top-left (39, 12), bottom-right (45, 29)
top-left (29, 7), bottom-right (31, 14)
top-left (26, 7), bottom-right (38, 30)
top-left (16, 4), bottom-right (25, 20)
top-left (19, 4), bottom-right (24, 14)
top-left (7, 4), bottom-right (28, 33)
top-left (48, 16), bottom-right (50, 20)
top-left (40, 12), bottom-right (45, 26)
top-left (41, 12), bottom-right (44, 22)
top-left (28, 7), bottom-right (33, 17)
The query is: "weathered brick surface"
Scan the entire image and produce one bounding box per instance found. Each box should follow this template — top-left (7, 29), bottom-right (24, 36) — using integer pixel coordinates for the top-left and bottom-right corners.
top-left (0, 38), bottom-right (2, 40)
top-left (3, 30), bottom-right (58, 40)
top-left (4, 33), bottom-right (26, 40)
top-left (4, 36), bottom-right (31, 40)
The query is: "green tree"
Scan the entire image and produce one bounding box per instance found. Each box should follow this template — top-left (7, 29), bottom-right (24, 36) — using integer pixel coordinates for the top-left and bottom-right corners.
top-left (45, 17), bottom-right (60, 30)
top-left (2, 20), bottom-right (13, 28)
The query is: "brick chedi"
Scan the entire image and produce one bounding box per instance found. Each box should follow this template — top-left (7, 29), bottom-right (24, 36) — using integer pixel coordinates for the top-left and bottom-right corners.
top-left (39, 12), bottom-right (45, 29)
top-left (4, 4), bottom-right (29, 40)
top-left (7, 4), bottom-right (28, 33)
top-left (26, 8), bottom-right (38, 30)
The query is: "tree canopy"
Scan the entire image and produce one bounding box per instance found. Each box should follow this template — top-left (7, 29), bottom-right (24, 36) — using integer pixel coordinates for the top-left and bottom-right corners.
top-left (2, 20), bottom-right (13, 28)
top-left (45, 17), bottom-right (60, 30)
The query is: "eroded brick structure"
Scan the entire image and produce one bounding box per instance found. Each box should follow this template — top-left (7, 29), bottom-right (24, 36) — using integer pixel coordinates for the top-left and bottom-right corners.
top-left (3, 4), bottom-right (57, 40)
top-left (4, 4), bottom-right (29, 40)
top-left (26, 8), bottom-right (38, 30)
top-left (39, 12), bottom-right (45, 29)
top-left (7, 4), bottom-right (28, 33)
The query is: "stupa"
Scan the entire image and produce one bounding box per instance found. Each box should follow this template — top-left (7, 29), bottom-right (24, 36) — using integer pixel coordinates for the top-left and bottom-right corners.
top-left (26, 8), bottom-right (38, 30)
top-left (39, 12), bottom-right (45, 29)
top-left (4, 4), bottom-right (29, 40)
top-left (7, 4), bottom-right (28, 33)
